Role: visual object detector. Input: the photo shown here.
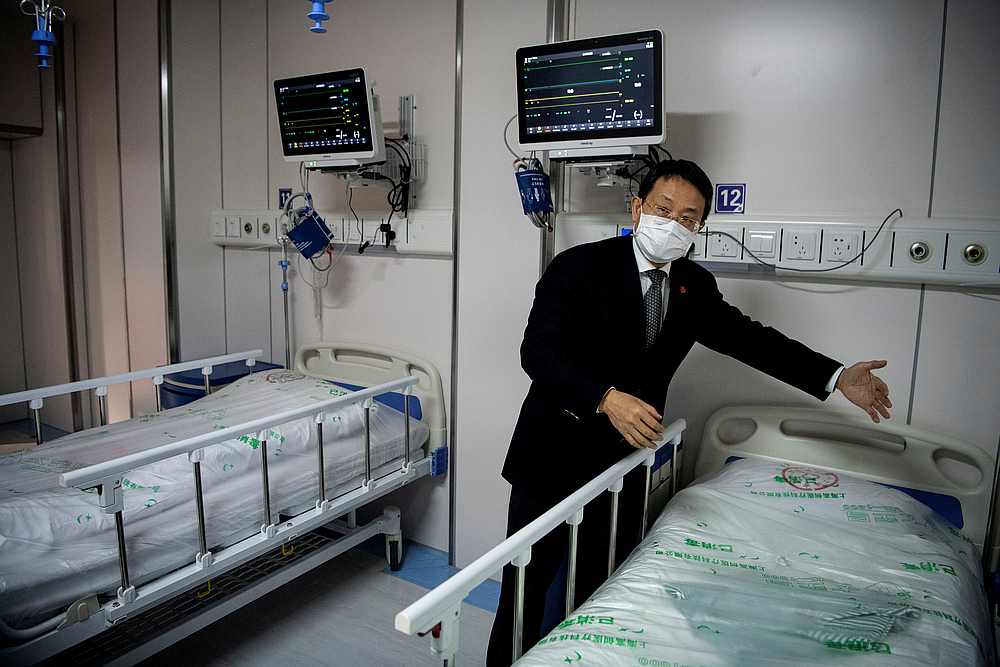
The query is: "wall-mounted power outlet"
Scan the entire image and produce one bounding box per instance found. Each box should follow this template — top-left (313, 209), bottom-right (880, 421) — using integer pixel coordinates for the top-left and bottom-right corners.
top-left (821, 229), bottom-right (862, 268)
top-left (326, 216), bottom-right (345, 244)
top-left (781, 229), bottom-right (819, 262)
top-left (707, 227), bottom-right (742, 261)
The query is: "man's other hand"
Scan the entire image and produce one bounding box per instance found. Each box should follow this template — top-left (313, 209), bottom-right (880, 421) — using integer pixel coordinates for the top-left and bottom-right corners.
top-left (599, 390), bottom-right (664, 449)
top-left (837, 360), bottom-right (892, 423)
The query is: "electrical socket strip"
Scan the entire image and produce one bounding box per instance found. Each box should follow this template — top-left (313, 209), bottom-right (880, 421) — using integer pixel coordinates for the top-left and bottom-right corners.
top-left (209, 208), bottom-right (453, 256)
top-left (558, 213), bottom-right (1000, 288)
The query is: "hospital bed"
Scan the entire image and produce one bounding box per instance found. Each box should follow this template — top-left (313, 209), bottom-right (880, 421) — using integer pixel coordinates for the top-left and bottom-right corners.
top-left (0, 342), bottom-right (448, 666)
top-left (396, 406), bottom-right (997, 666)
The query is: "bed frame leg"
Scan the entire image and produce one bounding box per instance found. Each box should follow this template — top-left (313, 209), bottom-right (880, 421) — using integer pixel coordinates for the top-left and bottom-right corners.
top-left (607, 478), bottom-right (623, 577)
top-left (565, 508), bottom-right (584, 616)
top-left (512, 547), bottom-right (532, 662)
top-left (384, 506), bottom-right (403, 571)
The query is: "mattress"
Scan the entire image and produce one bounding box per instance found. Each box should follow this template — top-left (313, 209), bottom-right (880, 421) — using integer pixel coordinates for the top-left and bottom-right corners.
top-left (0, 370), bottom-right (429, 626)
top-left (517, 459), bottom-right (992, 666)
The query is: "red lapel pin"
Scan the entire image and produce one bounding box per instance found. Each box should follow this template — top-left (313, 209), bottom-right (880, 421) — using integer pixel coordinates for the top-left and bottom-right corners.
top-left (679, 286), bottom-right (687, 294)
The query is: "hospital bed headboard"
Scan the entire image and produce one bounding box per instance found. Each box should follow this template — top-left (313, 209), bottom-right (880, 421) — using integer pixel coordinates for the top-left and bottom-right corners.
top-left (295, 342), bottom-right (447, 450)
top-left (695, 405), bottom-right (995, 548)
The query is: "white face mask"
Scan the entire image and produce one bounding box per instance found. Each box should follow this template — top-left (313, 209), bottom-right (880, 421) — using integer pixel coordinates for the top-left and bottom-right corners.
top-left (634, 212), bottom-right (696, 264)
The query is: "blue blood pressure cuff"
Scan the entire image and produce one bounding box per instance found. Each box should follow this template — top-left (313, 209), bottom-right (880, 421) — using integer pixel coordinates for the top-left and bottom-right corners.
top-left (515, 168), bottom-right (554, 216)
top-left (287, 209), bottom-right (333, 258)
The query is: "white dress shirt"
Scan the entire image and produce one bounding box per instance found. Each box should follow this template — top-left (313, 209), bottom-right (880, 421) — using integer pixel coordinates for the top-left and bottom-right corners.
top-left (632, 237), bottom-right (670, 315)
top-left (631, 238), bottom-right (843, 396)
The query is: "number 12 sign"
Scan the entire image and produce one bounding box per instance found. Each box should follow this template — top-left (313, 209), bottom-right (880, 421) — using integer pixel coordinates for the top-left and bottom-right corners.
top-left (715, 183), bottom-right (746, 214)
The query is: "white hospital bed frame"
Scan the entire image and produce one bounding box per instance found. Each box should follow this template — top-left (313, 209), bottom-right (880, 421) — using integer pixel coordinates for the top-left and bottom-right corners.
top-left (396, 406), bottom-right (999, 666)
top-left (0, 342), bottom-right (447, 666)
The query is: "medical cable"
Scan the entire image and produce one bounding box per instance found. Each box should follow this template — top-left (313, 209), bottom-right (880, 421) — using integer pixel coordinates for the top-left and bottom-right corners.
top-left (503, 114), bottom-right (520, 160)
top-left (698, 208), bottom-right (903, 273)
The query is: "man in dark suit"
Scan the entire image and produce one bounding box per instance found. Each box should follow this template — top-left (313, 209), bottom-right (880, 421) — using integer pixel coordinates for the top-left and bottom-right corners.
top-left (486, 159), bottom-right (892, 665)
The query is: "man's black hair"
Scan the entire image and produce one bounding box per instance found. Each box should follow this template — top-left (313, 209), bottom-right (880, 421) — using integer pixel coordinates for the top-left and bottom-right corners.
top-left (637, 159), bottom-right (713, 222)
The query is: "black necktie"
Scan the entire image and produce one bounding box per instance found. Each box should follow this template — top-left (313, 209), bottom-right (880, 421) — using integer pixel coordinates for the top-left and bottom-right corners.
top-left (643, 269), bottom-right (665, 348)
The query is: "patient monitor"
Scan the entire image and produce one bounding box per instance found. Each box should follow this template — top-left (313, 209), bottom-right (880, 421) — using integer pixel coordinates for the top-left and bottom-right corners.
top-left (274, 67), bottom-right (386, 170)
top-left (516, 30), bottom-right (664, 161)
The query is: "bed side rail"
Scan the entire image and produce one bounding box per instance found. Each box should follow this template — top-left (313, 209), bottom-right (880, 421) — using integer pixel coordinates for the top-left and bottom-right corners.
top-left (54, 373), bottom-right (421, 609)
top-left (395, 419), bottom-right (686, 666)
top-left (0, 349), bottom-right (264, 444)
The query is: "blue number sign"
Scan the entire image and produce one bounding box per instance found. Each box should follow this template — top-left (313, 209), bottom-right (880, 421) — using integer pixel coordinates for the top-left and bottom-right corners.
top-left (715, 183), bottom-right (746, 214)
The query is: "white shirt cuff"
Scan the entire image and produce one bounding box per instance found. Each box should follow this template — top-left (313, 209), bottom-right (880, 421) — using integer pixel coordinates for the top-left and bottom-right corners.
top-left (825, 366), bottom-right (845, 396)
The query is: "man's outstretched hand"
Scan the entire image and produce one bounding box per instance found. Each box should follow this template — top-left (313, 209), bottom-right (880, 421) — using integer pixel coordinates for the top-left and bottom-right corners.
top-left (837, 360), bottom-right (892, 423)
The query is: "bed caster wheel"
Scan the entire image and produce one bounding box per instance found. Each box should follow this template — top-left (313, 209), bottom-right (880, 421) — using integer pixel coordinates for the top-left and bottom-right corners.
top-left (386, 535), bottom-right (403, 572)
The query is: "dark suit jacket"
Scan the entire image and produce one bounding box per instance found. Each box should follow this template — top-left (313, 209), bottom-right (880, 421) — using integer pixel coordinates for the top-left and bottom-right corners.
top-left (502, 235), bottom-right (842, 500)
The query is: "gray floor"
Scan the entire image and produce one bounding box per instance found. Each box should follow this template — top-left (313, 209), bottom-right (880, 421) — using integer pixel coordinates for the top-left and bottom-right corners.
top-left (143, 548), bottom-right (493, 666)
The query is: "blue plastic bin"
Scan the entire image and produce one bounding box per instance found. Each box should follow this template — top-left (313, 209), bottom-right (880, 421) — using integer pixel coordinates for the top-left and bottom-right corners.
top-left (160, 360), bottom-right (283, 409)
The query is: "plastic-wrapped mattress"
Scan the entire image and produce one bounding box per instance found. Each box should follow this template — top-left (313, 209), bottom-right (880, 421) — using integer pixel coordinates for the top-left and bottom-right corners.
top-left (517, 459), bottom-right (992, 666)
top-left (0, 370), bottom-right (428, 626)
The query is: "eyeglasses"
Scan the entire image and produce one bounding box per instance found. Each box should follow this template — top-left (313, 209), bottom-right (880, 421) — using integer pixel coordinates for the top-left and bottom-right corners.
top-left (641, 202), bottom-right (704, 233)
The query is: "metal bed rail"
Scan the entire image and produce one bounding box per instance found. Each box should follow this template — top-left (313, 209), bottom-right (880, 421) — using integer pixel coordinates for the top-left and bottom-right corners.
top-left (0, 349), bottom-right (265, 445)
top-left (0, 353), bottom-right (422, 630)
top-left (395, 419), bottom-right (686, 666)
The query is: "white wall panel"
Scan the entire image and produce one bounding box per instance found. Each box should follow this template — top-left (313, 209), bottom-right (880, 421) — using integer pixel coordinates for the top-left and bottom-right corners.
top-left (11, 73), bottom-right (74, 431)
top-left (572, 0), bottom-right (943, 219)
top-left (909, 290), bottom-right (1000, 451)
top-left (220, 0), bottom-right (272, 358)
top-left (0, 141), bottom-right (26, 423)
top-left (70, 0), bottom-right (131, 422)
top-left (117, 0), bottom-right (168, 413)
top-left (222, 0), bottom-right (268, 209)
top-left (60, 21), bottom-right (94, 427)
top-left (268, 248), bottom-right (287, 365)
top-left (454, 0), bottom-right (548, 567)
top-left (931, 0), bottom-right (1000, 219)
top-left (225, 248), bottom-right (272, 355)
top-left (173, 0), bottom-right (226, 361)
top-left (666, 277), bottom-right (921, 481)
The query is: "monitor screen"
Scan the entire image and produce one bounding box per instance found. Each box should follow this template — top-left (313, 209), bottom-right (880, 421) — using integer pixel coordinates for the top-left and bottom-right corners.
top-left (516, 30), bottom-right (663, 148)
top-left (274, 68), bottom-right (375, 158)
